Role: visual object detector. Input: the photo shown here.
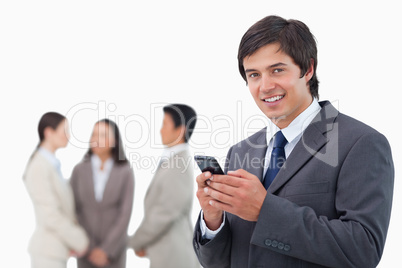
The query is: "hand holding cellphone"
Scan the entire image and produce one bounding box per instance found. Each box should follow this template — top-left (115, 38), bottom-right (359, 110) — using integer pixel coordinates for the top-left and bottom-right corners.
top-left (194, 155), bottom-right (224, 175)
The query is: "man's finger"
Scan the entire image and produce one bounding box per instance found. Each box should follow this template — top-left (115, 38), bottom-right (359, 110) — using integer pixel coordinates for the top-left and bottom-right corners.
top-left (209, 199), bottom-right (233, 212)
top-left (196, 171), bottom-right (212, 185)
top-left (208, 180), bottom-right (237, 196)
top-left (209, 174), bottom-right (243, 187)
top-left (227, 169), bottom-right (257, 180)
top-left (205, 186), bottom-right (233, 204)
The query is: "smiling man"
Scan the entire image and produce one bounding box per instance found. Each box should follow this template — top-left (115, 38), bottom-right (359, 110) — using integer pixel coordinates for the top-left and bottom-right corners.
top-left (245, 43), bottom-right (315, 129)
top-left (193, 15), bottom-right (394, 267)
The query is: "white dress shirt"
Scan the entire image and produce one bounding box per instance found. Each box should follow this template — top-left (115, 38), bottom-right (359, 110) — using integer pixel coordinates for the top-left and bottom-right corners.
top-left (201, 99), bottom-right (322, 239)
top-left (262, 98), bottom-right (321, 178)
top-left (91, 154), bottom-right (114, 202)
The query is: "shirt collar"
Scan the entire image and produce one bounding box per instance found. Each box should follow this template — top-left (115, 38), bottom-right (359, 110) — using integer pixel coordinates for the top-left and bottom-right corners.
top-left (266, 98), bottom-right (321, 144)
top-left (91, 154), bottom-right (114, 172)
top-left (161, 143), bottom-right (189, 160)
top-left (38, 147), bottom-right (61, 170)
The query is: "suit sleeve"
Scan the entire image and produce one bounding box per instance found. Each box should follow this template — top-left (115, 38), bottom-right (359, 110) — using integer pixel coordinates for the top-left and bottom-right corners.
top-left (101, 166), bottom-right (135, 259)
top-left (193, 147), bottom-right (233, 268)
top-left (25, 161), bottom-right (89, 253)
top-left (70, 166), bottom-right (81, 219)
top-left (251, 132), bottom-right (394, 267)
top-left (129, 164), bottom-right (193, 251)
top-left (193, 213), bottom-right (231, 268)
top-left (70, 165), bottom-right (98, 252)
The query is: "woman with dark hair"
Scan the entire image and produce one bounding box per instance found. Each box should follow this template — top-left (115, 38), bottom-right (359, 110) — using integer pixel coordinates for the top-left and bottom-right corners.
top-left (23, 112), bottom-right (89, 268)
top-left (70, 119), bottom-right (134, 268)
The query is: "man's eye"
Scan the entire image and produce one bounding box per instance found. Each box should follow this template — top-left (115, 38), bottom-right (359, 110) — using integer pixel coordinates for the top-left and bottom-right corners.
top-left (249, 73), bottom-right (259, 78)
top-left (273, 68), bottom-right (284, 73)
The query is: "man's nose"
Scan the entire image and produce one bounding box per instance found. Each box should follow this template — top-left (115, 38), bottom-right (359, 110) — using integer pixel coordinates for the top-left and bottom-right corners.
top-left (260, 75), bottom-right (275, 91)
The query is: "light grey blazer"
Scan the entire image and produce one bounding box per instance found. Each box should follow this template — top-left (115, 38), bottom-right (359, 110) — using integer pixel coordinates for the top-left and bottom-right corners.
top-left (70, 156), bottom-right (134, 267)
top-left (129, 149), bottom-right (200, 268)
top-left (23, 152), bottom-right (89, 261)
top-left (193, 101), bottom-right (394, 268)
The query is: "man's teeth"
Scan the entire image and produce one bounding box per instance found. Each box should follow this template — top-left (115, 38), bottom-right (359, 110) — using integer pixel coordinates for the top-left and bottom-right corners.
top-left (264, 95), bottom-right (284, 103)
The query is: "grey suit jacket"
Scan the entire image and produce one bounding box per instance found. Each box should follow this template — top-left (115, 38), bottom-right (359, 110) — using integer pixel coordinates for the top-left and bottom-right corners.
top-left (70, 157), bottom-right (134, 262)
top-left (193, 101), bottom-right (394, 268)
top-left (129, 149), bottom-right (199, 268)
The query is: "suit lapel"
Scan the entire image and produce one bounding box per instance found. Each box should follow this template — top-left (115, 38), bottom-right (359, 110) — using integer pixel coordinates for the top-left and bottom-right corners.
top-left (37, 154), bottom-right (74, 218)
top-left (82, 160), bottom-right (98, 205)
top-left (144, 158), bottom-right (166, 202)
top-left (50, 168), bottom-right (72, 215)
top-left (245, 129), bottom-right (268, 182)
top-left (268, 101), bottom-right (339, 194)
top-left (101, 164), bottom-right (117, 205)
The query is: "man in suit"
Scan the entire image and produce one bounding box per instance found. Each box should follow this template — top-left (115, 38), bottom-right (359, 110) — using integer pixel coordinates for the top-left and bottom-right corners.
top-left (193, 15), bottom-right (394, 267)
top-left (129, 104), bottom-right (200, 268)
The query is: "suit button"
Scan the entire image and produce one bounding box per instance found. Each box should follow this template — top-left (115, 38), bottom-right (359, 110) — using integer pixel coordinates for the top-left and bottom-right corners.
top-left (264, 239), bottom-right (272, 246)
top-left (271, 240), bottom-right (278, 248)
top-left (278, 242), bottom-right (284, 250)
top-left (284, 245), bottom-right (291, 251)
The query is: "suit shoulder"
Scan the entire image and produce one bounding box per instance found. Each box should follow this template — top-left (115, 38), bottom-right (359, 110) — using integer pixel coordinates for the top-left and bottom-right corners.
top-left (337, 112), bottom-right (385, 139)
top-left (23, 152), bottom-right (53, 184)
top-left (115, 161), bottom-right (134, 175)
top-left (24, 152), bottom-right (49, 174)
top-left (72, 158), bottom-right (90, 172)
top-left (331, 113), bottom-right (392, 160)
top-left (230, 127), bottom-right (266, 150)
top-left (160, 150), bottom-right (194, 176)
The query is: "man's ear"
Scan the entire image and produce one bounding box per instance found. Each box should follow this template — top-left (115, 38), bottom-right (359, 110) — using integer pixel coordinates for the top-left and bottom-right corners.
top-left (177, 125), bottom-right (187, 141)
top-left (304, 58), bottom-right (315, 82)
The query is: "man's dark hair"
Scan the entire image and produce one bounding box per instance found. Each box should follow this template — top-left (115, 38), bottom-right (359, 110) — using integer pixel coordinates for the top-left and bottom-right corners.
top-left (163, 104), bottom-right (197, 143)
top-left (238, 15), bottom-right (319, 99)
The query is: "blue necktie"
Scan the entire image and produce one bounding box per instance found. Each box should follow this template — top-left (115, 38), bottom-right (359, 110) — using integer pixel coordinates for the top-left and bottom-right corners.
top-left (263, 131), bottom-right (288, 189)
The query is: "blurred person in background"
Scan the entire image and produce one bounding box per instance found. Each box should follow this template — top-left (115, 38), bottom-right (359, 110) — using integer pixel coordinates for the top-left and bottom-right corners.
top-left (129, 104), bottom-right (199, 268)
top-left (71, 119), bottom-right (134, 268)
top-left (23, 112), bottom-right (89, 268)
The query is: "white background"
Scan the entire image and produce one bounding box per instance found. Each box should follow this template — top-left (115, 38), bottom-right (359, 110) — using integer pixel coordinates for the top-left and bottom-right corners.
top-left (1, 1), bottom-right (400, 267)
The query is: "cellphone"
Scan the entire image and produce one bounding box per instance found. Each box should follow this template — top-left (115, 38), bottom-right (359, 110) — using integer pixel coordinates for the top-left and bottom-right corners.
top-left (194, 155), bottom-right (224, 175)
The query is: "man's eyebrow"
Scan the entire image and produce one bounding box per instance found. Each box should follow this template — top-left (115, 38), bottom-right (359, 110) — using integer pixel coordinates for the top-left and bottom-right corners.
top-left (245, 62), bottom-right (287, 73)
top-left (269, 62), bottom-right (287, 68)
top-left (245, 68), bottom-right (258, 73)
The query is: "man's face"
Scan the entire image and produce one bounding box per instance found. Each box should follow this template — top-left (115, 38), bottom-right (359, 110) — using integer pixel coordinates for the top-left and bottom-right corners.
top-left (160, 113), bottom-right (185, 146)
top-left (243, 43), bottom-right (314, 129)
